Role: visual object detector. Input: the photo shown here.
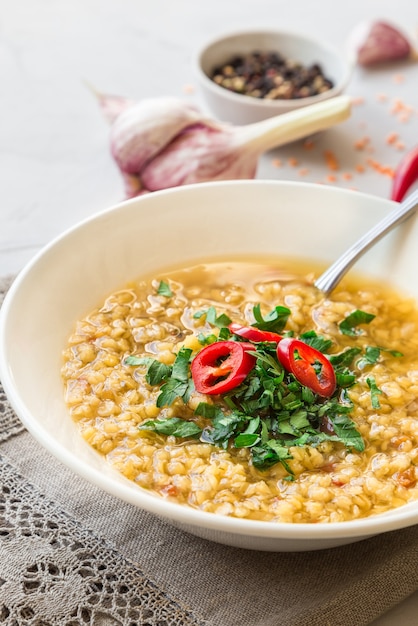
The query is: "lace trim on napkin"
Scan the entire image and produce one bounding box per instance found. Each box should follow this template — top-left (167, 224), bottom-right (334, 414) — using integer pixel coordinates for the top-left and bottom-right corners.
top-left (0, 456), bottom-right (204, 626)
top-left (0, 383), bottom-right (25, 443)
top-left (0, 277), bottom-right (25, 442)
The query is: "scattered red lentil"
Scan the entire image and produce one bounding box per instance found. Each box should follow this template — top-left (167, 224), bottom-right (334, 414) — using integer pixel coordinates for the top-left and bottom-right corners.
top-left (326, 174), bottom-right (337, 183)
top-left (324, 150), bottom-right (339, 171)
top-left (398, 113), bottom-right (410, 123)
top-left (259, 79), bottom-right (417, 193)
top-left (366, 158), bottom-right (395, 178)
top-left (391, 99), bottom-right (405, 113)
top-left (390, 99), bottom-right (414, 122)
top-left (302, 139), bottom-right (315, 150)
top-left (386, 132), bottom-right (399, 145)
top-left (354, 137), bottom-right (370, 151)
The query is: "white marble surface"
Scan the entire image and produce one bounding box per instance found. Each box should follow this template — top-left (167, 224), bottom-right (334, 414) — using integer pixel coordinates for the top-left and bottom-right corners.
top-left (1, 1), bottom-right (417, 623)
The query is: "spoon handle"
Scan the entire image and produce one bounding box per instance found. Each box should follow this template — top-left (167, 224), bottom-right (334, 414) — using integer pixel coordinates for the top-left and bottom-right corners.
top-left (314, 190), bottom-right (418, 296)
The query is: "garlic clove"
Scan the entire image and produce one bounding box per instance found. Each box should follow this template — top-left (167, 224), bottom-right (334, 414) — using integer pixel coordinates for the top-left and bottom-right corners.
top-left (101, 94), bottom-right (350, 197)
top-left (140, 97), bottom-right (351, 191)
top-left (140, 125), bottom-right (257, 191)
top-left (348, 20), bottom-right (416, 66)
top-left (85, 83), bottom-right (134, 124)
top-left (120, 171), bottom-right (146, 198)
top-left (110, 97), bottom-right (215, 175)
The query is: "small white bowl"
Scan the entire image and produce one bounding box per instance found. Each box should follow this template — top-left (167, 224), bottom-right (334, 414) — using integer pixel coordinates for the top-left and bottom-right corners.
top-left (195, 29), bottom-right (352, 124)
top-left (1, 181), bottom-right (418, 552)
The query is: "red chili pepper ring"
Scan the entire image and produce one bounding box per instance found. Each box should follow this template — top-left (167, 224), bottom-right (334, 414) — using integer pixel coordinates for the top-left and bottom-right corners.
top-left (276, 338), bottom-right (336, 398)
top-left (228, 322), bottom-right (283, 343)
top-left (191, 340), bottom-right (256, 395)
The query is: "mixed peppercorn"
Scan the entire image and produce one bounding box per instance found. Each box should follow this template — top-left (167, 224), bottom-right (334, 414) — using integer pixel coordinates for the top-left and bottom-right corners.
top-left (210, 51), bottom-right (334, 100)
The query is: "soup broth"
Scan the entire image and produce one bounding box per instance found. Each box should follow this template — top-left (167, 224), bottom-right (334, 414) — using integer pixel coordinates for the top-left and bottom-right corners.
top-left (62, 259), bottom-right (418, 523)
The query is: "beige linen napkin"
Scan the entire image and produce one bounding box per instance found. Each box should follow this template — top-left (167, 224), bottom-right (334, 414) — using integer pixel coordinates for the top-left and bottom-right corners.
top-left (1, 275), bottom-right (417, 626)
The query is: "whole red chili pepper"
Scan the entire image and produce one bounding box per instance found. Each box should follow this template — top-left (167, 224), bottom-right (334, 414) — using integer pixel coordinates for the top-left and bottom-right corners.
top-left (228, 322), bottom-right (282, 343)
top-left (390, 146), bottom-right (418, 202)
top-left (276, 338), bottom-right (336, 398)
top-left (191, 340), bottom-right (256, 395)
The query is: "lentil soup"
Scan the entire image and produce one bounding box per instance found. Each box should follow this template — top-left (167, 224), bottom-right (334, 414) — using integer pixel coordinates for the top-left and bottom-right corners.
top-left (61, 259), bottom-right (418, 523)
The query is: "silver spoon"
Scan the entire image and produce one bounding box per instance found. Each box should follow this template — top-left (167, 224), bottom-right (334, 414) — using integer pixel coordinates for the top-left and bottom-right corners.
top-left (314, 190), bottom-right (418, 296)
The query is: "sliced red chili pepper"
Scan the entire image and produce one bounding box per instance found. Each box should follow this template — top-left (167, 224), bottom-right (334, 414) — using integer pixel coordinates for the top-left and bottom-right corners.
top-left (191, 340), bottom-right (256, 395)
top-left (228, 322), bottom-right (282, 343)
top-left (276, 338), bottom-right (336, 398)
top-left (390, 145), bottom-right (418, 202)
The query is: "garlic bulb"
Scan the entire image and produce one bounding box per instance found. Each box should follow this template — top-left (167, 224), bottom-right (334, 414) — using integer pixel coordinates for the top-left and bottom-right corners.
top-left (99, 93), bottom-right (351, 197)
top-left (347, 20), bottom-right (417, 67)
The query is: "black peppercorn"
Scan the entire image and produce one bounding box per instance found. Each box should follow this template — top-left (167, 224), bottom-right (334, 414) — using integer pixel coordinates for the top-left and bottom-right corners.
top-left (210, 51), bottom-right (334, 100)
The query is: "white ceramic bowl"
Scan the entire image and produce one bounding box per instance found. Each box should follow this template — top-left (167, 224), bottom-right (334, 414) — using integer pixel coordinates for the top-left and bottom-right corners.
top-left (195, 29), bottom-right (352, 124)
top-left (1, 181), bottom-right (418, 552)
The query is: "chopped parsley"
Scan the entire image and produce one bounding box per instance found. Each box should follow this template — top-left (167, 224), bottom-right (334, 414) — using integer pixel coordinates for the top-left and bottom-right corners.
top-left (193, 306), bottom-right (232, 328)
top-left (157, 280), bottom-right (173, 297)
top-left (139, 417), bottom-right (201, 438)
top-left (357, 345), bottom-right (404, 369)
top-left (252, 303), bottom-right (290, 333)
top-left (127, 347), bottom-right (194, 408)
top-left (338, 309), bottom-right (375, 336)
top-left (366, 376), bottom-right (383, 409)
top-left (125, 304), bottom-right (402, 476)
top-left (190, 340), bottom-right (366, 474)
top-left (124, 354), bottom-right (152, 367)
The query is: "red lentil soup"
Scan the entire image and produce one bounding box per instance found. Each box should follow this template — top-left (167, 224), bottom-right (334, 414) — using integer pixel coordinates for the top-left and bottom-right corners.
top-left (62, 259), bottom-right (418, 523)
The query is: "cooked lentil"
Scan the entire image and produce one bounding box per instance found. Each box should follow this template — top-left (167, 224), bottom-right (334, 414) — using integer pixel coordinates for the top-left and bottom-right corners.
top-left (62, 259), bottom-right (418, 523)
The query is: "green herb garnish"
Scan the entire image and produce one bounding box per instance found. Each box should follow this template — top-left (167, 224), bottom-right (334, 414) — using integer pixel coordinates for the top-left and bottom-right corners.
top-left (357, 346), bottom-right (381, 369)
top-left (193, 306), bottom-right (232, 328)
top-left (197, 333), bottom-right (218, 346)
top-left (139, 417), bottom-right (201, 438)
top-left (188, 340), bottom-right (365, 473)
top-left (339, 309), bottom-right (375, 336)
top-left (328, 413), bottom-right (365, 452)
top-left (366, 376), bottom-right (383, 409)
top-left (299, 330), bottom-right (333, 353)
top-left (129, 301), bottom-right (401, 476)
top-left (252, 304), bottom-right (290, 333)
top-left (157, 280), bottom-right (173, 297)
top-left (124, 355), bottom-right (152, 367)
top-left (157, 347), bottom-right (194, 407)
top-left (146, 360), bottom-right (172, 386)
top-left (357, 345), bottom-right (404, 369)
top-left (133, 347), bottom-right (194, 408)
